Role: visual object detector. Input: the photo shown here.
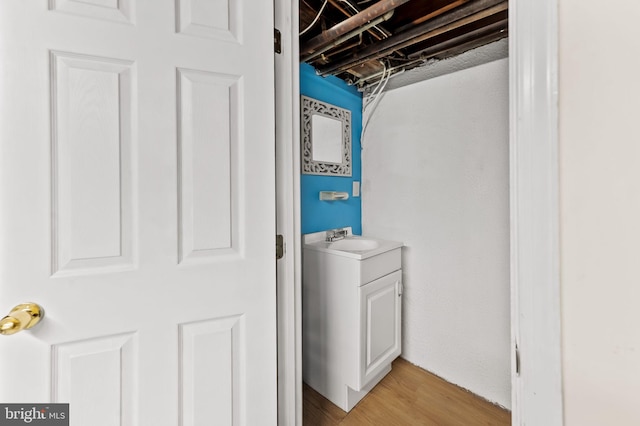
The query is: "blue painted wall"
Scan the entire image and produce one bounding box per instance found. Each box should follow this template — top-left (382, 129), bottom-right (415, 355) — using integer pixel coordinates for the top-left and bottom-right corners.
top-left (300, 63), bottom-right (362, 235)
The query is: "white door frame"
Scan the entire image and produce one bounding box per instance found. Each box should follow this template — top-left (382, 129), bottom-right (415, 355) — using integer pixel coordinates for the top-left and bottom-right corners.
top-left (275, 0), bottom-right (564, 424)
top-left (274, 0), bottom-right (302, 424)
top-left (509, 0), bottom-right (563, 424)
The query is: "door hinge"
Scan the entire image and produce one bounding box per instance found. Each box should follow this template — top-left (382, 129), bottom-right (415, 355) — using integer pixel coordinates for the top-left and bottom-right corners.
top-left (274, 28), bottom-right (282, 54)
top-left (515, 343), bottom-right (521, 376)
top-left (398, 281), bottom-right (403, 297)
top-left (276, 234), bottom-right (284, 260)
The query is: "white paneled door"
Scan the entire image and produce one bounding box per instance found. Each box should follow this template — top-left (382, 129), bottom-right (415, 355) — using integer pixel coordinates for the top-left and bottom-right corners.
top-left (0, 1), bottom-right (276, 425)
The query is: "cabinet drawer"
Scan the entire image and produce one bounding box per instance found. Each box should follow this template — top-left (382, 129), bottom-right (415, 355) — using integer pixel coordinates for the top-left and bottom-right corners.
top-left (358, 248), bottom-right (401, 285)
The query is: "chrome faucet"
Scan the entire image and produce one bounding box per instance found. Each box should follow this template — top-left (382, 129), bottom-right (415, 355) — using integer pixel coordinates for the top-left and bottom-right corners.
top-left (326, 228), bottom-right (348, 242)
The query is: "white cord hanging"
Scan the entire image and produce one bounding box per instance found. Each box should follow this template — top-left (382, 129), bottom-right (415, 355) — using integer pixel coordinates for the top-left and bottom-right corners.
top-left (364, 63), bottom-right (387, 109)
top-left (300, 0), bottom-right (329, 36)
top-left (361, 62), bottom-right (393, 147)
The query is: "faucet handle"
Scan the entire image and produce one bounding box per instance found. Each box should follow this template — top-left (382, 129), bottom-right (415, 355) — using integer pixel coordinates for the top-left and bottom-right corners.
top-left (326, 228), bottom-right (348, 242)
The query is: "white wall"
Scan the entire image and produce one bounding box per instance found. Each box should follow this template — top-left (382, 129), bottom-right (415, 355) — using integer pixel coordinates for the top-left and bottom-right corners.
top-left (559, 0), bottom-right (640, 424)
top-left (362, 58), bottom-right (510, 408)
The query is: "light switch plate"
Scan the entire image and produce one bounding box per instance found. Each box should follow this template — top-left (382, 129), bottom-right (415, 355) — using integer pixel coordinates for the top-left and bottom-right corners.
top-left (353, 181), bottom-right (360, 197)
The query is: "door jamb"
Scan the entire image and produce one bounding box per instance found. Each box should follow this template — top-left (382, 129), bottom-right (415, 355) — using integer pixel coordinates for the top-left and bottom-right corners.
top-left (276, 0), bottom-right (565, 423)
top-left (509, 0), bottom-right (564, 424)
top-left (274, 0), bottom-right (302, 424)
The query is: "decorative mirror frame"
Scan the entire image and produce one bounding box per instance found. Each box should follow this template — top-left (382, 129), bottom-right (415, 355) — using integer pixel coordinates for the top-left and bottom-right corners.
top-left (301, 96), bottom-right (352, 176)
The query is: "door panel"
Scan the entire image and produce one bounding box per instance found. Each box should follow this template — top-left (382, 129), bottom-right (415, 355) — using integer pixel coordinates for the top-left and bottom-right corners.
top-left (177, 68), bottom-right (238, 263)
top-left (176, 0), bottom-right (240, 42)
top-left (179, 316), bottom-right (242, 426)
top-left (0, 1), bottom-right (275, 424)
top-left (359, 270), bottom-right (402, 387)
top-left (50, 0), bottom-right (135, 24)
top-left (51, 333), bottom-right (137, 425)
top-left (51, 51), bottom-right (136, 276)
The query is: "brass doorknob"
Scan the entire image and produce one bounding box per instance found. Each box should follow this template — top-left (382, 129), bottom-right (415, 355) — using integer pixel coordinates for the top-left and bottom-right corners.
top-left (0, 303), bottom-right (45, 336)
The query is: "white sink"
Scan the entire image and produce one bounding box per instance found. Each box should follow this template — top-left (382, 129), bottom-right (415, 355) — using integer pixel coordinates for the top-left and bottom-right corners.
top-left (329, 238), bottom-right (380, 251)
top-left (303, 228), bottom-right (402, 260)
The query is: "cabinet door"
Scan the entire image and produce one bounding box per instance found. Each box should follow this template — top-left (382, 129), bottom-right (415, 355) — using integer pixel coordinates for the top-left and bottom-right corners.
top-left (358, 270), bottom-right (402, 388)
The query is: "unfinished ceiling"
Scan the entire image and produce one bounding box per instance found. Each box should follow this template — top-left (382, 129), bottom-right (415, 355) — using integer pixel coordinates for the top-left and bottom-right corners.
top-left (299, 0), bottom-right (508, 89)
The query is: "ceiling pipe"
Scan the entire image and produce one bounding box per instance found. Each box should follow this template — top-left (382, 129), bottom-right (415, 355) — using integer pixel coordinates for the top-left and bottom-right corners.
top-left (315, 33), bottom-right (364, 62)
top-left (354, 19), bottom-right (507, 88)
top-left (406, 18), bottom-right (507, 60)
top-left (395, 0), bottom-right (469, 33)
top-left (334, 0), bottom-right (392, 38)
top-left (326, 0), bottom-right (384, 41)
top-left (316, 0), bottom-right (506, 76)
top-left (300, 0), bottom-right (412, 58)
top-left (351, 58), bottom-right (424, 87)
top-left (301, 11), bottom-right (394, 63)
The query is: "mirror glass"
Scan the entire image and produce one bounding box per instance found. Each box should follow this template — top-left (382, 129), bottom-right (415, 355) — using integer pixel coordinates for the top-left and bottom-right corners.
top-left (301, 96), bottom-right (352, 176)
top-left (311, 114), bottom-right (343, 163)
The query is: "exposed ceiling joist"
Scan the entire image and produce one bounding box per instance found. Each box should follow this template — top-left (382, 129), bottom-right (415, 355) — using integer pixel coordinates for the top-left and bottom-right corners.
top-left (301, 0), bottom-right (410, 59)
top-left (299, 0), bottom-right (509, 88)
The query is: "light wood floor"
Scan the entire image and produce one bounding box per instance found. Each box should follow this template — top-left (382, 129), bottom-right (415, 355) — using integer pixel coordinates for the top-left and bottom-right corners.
top-left (303, 358), bottom-right (510, 425)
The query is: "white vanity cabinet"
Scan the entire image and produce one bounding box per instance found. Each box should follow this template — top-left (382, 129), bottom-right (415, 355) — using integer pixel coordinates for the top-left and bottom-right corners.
top-left (302, 229), bottom-right (402, 412)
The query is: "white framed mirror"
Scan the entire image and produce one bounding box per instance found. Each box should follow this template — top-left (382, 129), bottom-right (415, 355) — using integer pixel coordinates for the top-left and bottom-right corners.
top-left (301, 96), bottom-right (352, 176)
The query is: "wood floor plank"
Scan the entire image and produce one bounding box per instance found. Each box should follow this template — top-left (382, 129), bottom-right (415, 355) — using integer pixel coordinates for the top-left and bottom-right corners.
top-left (303, 383), bottom-right (347, 425)
top-left (303, 358), bottom-right (511, 425)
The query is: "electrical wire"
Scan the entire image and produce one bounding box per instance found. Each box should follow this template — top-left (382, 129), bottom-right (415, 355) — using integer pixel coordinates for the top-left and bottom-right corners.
top-left (300, 0), bottom-right (329, 36)
top-left (361, 62), bottom-right (393, 147)
top-left (364, 63), bottom-right (387, 109)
